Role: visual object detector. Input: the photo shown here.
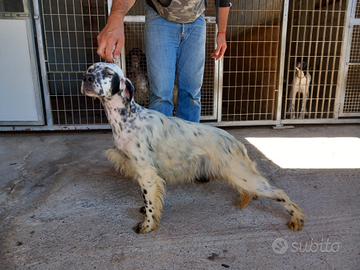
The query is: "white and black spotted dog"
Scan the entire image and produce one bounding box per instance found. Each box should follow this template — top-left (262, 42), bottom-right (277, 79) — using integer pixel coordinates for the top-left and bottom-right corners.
top-left (287, 57), bottom-right (312, 119)
top-left (81, 62), bottom-right (306, 233)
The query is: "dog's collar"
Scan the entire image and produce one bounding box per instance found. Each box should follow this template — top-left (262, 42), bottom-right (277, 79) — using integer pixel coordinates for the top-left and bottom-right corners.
top-left (296, 67), bottom-right (306, 79)
top-left (297, 73), bottom-right (305, 79)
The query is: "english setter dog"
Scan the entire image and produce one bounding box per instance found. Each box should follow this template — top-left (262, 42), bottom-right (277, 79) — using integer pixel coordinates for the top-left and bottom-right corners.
top-left (81, 63), bottom-right (306, 233)
top-left (287, 57), bottom-right (312, 119)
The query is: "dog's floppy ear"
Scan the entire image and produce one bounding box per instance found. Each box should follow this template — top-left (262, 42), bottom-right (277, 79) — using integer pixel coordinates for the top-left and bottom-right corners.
top-left (120, 77), bottom-right (136, 113)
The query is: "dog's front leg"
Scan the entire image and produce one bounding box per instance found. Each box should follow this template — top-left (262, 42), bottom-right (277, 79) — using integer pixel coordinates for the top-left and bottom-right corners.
top-left (133, 169), bottom-right (166, 234)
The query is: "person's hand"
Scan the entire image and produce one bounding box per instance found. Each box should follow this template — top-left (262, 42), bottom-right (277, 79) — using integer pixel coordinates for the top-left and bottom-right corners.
top-left (97, 18), bottom-right (124, 63)
top-left (211, 32), bottom-right (227, 60)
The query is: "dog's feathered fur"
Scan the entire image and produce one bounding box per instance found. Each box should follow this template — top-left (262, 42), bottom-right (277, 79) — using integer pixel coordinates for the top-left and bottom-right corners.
top-left (82, 63), bottom-right (306, 233)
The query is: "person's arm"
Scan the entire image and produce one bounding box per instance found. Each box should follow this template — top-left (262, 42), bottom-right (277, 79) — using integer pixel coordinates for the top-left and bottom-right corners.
top-left (97, 0), bottom-right (136, 62)
top-left (211, 6), bottom-right (230, 60)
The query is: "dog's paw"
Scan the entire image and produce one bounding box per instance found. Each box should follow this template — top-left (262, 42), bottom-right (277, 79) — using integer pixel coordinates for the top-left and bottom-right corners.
top-left (133, 221), bottom-right (155, 234)
top-left (287, 213), bottom-right (306, 231)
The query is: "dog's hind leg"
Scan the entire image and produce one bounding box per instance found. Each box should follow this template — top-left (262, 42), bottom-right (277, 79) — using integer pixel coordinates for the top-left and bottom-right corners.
top-left (237, 190), bottom-right (257, 210)
top-left (133, 168), bottom-right (166, 234)
top-left (229, 170), bottom-right (306, 231)
top-left (264, 187), bottom-right (306, 231)
top-left (287, 86), bottom-right (298, 119)
top-left (299, 90), bottom-right (309, 119)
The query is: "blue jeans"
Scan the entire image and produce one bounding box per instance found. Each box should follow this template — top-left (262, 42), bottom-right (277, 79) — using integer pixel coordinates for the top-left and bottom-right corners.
top-left (144, 5), bottom-right (206, 122)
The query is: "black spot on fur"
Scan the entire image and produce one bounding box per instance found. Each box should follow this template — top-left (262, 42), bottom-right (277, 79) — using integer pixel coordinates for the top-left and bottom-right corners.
top-left (143, 189), bottom-right (147, 194)
top-left (111, 72), bottom-right (121, 95)
top-left (119, 108), bottom-right (127, 116)
top-left (149, 209), bottom-right (152, 212)
top-left (243, 179), bottom-right (247, 182)
top-left (136, 142), bottom-right (140, 148)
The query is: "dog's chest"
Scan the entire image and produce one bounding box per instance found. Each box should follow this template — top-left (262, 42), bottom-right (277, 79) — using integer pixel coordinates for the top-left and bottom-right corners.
top-left (104, 103), bottom-right (147, 150)
top-left (293, 73), bottom-right (311, 93)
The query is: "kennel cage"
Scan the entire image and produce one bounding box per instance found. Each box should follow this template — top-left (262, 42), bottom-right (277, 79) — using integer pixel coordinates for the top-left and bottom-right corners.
top-left (2, 0), bottom-right (359, 131)
top-left (221, 0), bottom-right (283, 123)
top-left (282, 0), bottom-right (347, 121)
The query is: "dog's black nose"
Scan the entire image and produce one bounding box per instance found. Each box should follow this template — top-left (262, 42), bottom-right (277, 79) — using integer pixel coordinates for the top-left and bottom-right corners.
top-left (83, 73), bottom-right (95, 83)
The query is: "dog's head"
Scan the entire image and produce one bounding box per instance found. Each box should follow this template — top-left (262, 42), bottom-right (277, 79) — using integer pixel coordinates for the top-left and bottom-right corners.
top-left (81, 62), bottom-right (136, 112)
top-left (296, 57), bottom-right (308, 70)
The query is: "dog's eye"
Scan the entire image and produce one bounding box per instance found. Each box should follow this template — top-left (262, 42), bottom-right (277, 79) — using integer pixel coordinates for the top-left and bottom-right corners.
top-left (88, 68), bottom-right (94, 73)
top-left (105, 72), bottom-right (113, 76)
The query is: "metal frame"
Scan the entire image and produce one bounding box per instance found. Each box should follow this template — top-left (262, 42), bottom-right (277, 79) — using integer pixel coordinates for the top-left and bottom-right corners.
top-left (275, 0), bottom-right (289, 126)
top-left (33, 0), bottom-right (53, 126)
top-left (338, 0), bottom-right (360, 118)
top-left (0, 0), bottom-right (45, 126)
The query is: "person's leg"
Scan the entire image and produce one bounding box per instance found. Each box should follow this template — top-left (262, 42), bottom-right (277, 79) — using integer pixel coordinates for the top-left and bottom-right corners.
top-left (144, 6), bottom-right (181, 117)
top-left (176, 13), bottom-right (206, 122)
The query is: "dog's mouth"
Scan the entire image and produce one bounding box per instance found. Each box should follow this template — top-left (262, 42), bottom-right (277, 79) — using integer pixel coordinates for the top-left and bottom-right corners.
top-left (81, 85), bottom-right (98, 97)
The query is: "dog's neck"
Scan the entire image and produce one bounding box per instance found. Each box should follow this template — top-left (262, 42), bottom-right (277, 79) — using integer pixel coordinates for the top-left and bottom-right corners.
top-left (101, 94), bottom-right (133, 149)
top-left (296, 67), bottom-right (307, 79)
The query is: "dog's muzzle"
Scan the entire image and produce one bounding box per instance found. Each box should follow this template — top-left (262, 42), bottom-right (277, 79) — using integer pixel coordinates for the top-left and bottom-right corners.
top-left (82, 73), bottom-right (96, 95)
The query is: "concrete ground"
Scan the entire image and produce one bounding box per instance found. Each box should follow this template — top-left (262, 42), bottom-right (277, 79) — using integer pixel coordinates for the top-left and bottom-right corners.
top-left (0, 124), bottom-right (359, 270)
